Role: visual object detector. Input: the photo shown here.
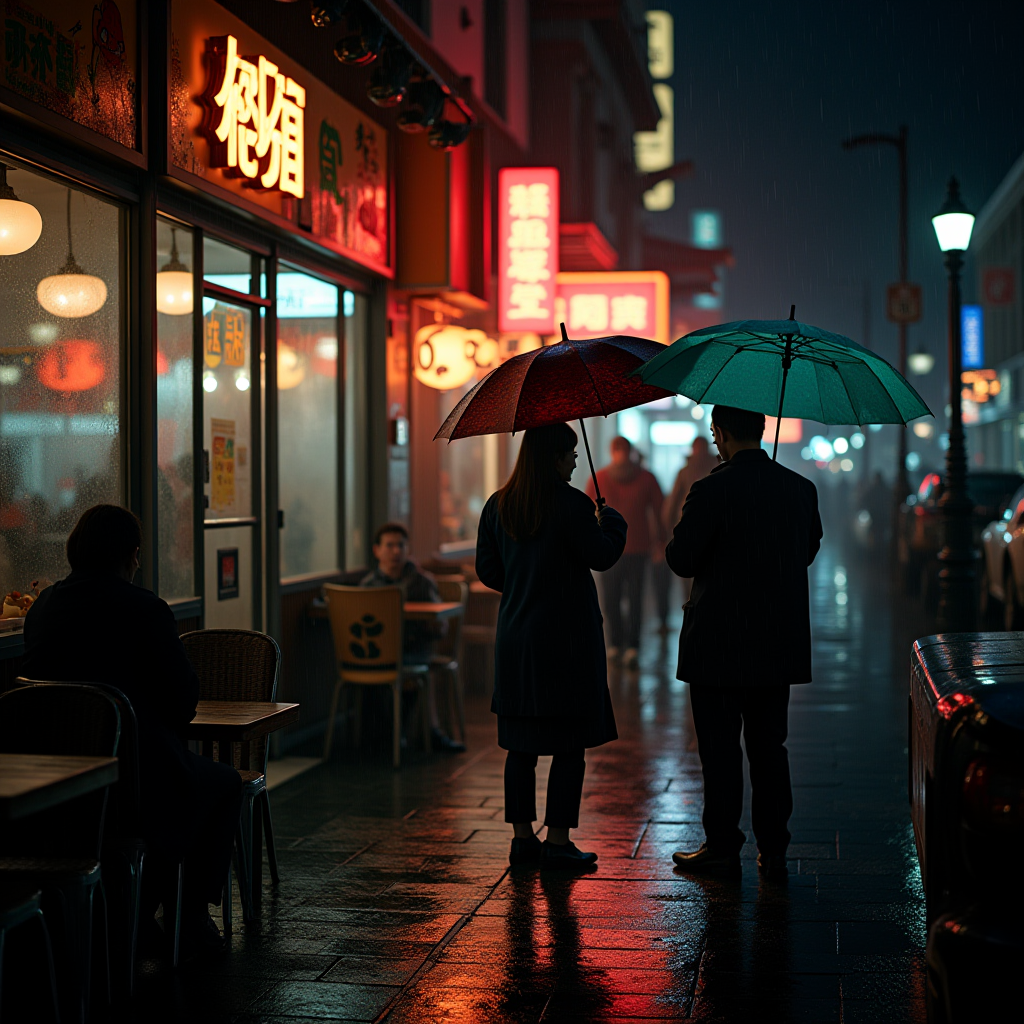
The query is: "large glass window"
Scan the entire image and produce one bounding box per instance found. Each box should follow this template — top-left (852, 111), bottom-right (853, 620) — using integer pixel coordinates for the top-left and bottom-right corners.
top-left (156, 217), bottom-right (195, 600)
top-left (277, 267), bottom-right (338, 579)
top-left (344, 290), bottom-right (369, 569)
top-left (0, 161), bottom-right (121, 597)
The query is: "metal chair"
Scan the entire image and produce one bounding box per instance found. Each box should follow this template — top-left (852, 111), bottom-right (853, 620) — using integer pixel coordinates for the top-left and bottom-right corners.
top-left (433, 580), bottom-right (468, 744)
top-left (179, 629), bottom-right (282, 928)
top-left (0, 883), bottom-right (60, 1023)
top-left (322, 585), bottom-right (430, 768)
top-left (0, 683), bottom-right (120, 1024)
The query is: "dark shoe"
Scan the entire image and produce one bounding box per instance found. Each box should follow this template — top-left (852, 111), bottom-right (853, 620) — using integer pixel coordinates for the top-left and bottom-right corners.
top-left (431, 728), bottom-right (466, 754)
top-left (757, 852), bottom-right (788, 882)
top-left (509, 835), bottom-right (543, 866)
top-left (541, 840), bottom-right (598, 868)
top-left (178, 912), bottom-right (227, 962)
top-left (672, 844), bottom-right (741, 878)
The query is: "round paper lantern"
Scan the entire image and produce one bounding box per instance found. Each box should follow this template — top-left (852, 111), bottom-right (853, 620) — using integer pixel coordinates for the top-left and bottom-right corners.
top-left (468, 331), bottom-right (499, 368)
top-left (0, 164), bottom-right (42, 255)
top-left (413, 324), bottom-right (476, 390)
top-left (277, 342), bottom-right (306, 390)
top-left (156, 228), bottom-right (193, 315)
top-left (37, 265), bottom-right (108, 318)
top-left (37, 340), bottom-right (105, 392)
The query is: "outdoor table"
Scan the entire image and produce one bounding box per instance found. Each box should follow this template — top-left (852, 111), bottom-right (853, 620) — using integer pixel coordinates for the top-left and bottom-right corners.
top-left (308, 598), bottom-right (463, 622)
top-left (186, 700), bottom-right (299, 916)
top-left (186, 701), bottom-right (300, 767)
top-left (0, 752), bottom-right (118, 821)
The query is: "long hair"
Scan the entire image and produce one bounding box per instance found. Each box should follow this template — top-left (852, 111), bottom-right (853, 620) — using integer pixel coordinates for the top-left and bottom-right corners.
top-left (496, 423), bottom-right (578, 542)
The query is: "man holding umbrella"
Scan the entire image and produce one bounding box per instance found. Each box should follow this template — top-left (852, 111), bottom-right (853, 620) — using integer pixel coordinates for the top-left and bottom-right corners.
top-left (665, 405), bottom-right (822, 881)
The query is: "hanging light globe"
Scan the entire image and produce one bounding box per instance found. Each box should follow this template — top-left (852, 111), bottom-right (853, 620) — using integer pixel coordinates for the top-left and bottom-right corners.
top-left (413, 323), bottom-right (476, 390)
top-left (156, 228), bottom-right (193, 315)
top-left (36, 189), bottom-right (107, 318)
top-left (0, 163), bottom-right (42, 255)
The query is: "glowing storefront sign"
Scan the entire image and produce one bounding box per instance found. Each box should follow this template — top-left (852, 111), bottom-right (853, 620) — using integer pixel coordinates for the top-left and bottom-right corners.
top-left (961, 304), bottom-right (983, 369)
top-left (202, 35), bottom-right (306, 197)
top-left (555, 271), bottom-right (670, 344)
top-left (498, 167), bottom-right (559, 333)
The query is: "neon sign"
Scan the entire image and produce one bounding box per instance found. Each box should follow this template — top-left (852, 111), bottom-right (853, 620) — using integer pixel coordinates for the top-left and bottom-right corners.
top-left (202, 35), bottom-right (306, 198)
top-left (498, 167), bottom-right (559, 333)
top-left (555, 272), bottom-right (671, 344)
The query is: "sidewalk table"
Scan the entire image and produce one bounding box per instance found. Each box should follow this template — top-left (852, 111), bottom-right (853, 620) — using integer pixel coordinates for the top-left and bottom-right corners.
top-left (0, 753), bottom-right (118, 821)
top-left (186, 701), bottom-right (299, 915)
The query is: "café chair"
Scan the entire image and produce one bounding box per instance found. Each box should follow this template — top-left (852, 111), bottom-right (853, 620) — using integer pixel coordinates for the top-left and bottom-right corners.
top-left (0, 683), bottom-right (120, 1024)
top-left (463, 585), bottom-right (499, 694)
top-left (322, 584), bottom-right (430, 768)
top-left (180, 629), bottom-right (282, 928)
top-left (434, 579), bottom-right (468, 744)
top-left (0, 883), bottom-right (61, 1023)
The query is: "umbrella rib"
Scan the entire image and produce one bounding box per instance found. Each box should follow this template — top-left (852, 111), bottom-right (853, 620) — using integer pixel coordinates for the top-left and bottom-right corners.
top-left (568, 340), bottom-right (610, 419)
top-left (695, 346), bottom-right (743, 405)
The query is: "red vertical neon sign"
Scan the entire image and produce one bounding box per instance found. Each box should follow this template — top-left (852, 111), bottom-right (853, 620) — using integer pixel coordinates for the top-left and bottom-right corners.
top-left (498, 167), bottom-right (559, 334)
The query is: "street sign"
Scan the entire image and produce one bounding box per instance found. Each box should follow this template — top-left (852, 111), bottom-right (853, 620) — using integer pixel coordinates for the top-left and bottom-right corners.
top-left (962, 305), bottom-right (984, 369)
top-left (886, 282), bottom-right (922, 323)
top-left (982, 267), bottom-right (1016, 306)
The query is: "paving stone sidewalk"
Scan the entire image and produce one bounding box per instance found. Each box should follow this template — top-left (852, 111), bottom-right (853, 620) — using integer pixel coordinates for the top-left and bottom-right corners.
top-left (129, 538), bottom-right (927, 1022)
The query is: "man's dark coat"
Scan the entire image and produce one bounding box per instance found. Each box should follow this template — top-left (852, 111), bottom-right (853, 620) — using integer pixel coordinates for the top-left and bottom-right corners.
top-left (476, 483), bottom-right (627, 725)
top-left (22, 571), bottom-right (210, 857)
top-left (666, 448), bottom-right (822, 686)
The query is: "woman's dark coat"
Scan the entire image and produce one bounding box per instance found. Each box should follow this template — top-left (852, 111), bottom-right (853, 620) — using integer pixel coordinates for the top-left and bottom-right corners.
top-left (476, 482), bottom-right (627, 737)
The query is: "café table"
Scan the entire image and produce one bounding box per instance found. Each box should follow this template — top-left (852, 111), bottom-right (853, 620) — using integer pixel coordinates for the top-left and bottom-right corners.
top-left (308, 598), bottom-right (463, 622)
top-left (0, 752), bottom-right (118, 821)
top-left (186, 701), bottom-right (299, 919)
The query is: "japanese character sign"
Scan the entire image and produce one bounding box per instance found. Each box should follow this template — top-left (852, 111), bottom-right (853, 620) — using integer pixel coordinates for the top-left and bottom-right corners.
top-left (202, 34), bottom-right (306, 198)
top-left (499, 167), bottom-right (559, 333)
top-left (555, 273), bottom-right (671, 344)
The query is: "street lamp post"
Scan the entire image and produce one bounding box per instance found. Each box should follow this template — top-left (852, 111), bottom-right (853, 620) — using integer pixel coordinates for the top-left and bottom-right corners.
top-left (932, 177), bottom-right (976, 633)
top-left (842, 125), bottom-right (911, 516)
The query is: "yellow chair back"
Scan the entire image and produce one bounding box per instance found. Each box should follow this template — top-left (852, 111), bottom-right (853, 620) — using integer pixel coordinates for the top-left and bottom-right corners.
top-left (323, 584), bottom-right (405, 685)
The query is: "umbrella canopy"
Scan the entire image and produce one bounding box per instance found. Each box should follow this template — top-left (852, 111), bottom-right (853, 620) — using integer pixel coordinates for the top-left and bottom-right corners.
top-left (635, 309), bottom-right (932, 457)
top-left (435, 324), bottom-right (672, 501)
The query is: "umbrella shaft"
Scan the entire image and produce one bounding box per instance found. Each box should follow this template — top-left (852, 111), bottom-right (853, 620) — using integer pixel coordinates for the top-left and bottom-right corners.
top-left (579, 418), bottom-right (605, 507)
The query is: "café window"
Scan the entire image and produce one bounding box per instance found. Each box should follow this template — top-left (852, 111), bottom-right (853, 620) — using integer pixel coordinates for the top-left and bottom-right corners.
top-left (0, 161), bottom-right (122, 598)
top-left (345, 290), bottom-right (369, 568)
top-left (277, 267), bottom-right (339, 579)
top-left (156, 217), bottom-right (195, 600)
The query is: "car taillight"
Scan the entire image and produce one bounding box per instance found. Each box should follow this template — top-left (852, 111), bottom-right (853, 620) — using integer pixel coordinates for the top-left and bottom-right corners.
top-left (963, 758), bottom-right (1024, 832)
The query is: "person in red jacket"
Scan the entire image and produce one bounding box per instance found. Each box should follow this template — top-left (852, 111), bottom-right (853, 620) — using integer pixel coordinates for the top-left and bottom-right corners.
top-left (586, 437), bottom-right (664, 668)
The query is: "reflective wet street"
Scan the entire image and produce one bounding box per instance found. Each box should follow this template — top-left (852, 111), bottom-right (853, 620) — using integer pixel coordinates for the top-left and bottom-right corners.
top-left (134, 535), bottom-right (929, 1023)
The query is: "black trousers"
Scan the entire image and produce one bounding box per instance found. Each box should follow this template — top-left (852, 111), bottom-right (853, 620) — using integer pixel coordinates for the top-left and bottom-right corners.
top-left (651, 559), bottom-right (671, 626)
top-left (504, 750), bottom-right (586, 829)
top-left (603, 552), bottom-right (647, 649)
top-left (688, 684), bottom-right (792, 856)
top-left (144, 755), bottom-right (243, 920)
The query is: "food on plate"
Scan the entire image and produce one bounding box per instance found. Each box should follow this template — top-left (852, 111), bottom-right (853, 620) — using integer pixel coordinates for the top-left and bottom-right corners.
top-left (2, 591), bottom-right (35, 618)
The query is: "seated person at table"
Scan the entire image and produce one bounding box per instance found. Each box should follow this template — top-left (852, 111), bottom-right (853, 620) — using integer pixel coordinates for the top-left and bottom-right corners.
top-left (22, 504), bottom-right (242, 957)
top-left (361, 522), bottom-right (465, 753)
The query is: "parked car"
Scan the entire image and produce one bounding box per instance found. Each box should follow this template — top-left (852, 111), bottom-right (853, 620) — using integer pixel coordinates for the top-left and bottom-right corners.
top-left (900, 470), bottom-right (1024, 601)
top-left (910, 633), bottom-right (1024, 1023)
top-left (979, 483), bottom-right (1024, 628)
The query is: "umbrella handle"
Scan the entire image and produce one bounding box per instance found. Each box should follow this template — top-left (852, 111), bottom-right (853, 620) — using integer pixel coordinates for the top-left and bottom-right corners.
top-left (579, 418), bottom-right (605, 508)
top-left (772, 337), bottom-right (794, 461)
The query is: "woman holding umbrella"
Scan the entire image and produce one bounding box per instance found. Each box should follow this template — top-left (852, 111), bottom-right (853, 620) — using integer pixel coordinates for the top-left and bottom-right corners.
top-left (476, 422), bottom-right (627, 868)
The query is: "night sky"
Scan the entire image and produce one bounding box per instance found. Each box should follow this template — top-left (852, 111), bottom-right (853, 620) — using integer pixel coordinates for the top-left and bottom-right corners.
top-left (653, 0), bottom-right (1024, 464)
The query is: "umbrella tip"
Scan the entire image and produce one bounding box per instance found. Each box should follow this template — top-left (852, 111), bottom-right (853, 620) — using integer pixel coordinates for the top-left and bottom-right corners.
top-left (789, 304), bottom-right (796, 320)
top-left (559, 322), bottom-right (569, 343)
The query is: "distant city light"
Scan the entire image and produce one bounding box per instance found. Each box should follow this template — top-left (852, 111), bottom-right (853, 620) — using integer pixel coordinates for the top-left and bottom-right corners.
top-left (913, 421), bottom-right (934, 439)
top-left (869, 423), bottom-right (883, 432)
top-left (840, 458), bottom-right (854, 472)
top-left (850, 432), bottom-right (865, 449)
top-left (691, 405), bottom-right (705, 419)
top-left (801, 447), bottom-right (814, 460)
top-left (650, 420), bottom-right (698, 446)
top-left (833, 437), bottom-right (849, 454)
top-left (810, 435), bottom-right (834, 461)
top-left (906, 451), bottom-right (922, 471)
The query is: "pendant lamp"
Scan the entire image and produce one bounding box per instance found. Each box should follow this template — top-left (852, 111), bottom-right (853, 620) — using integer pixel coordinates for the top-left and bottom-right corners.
top-left (37, 189), bottom-right (107, 318)
top-left (156, 227), bottom-right (194, 315)
top-left (0, 163), bottom-right (43, 255)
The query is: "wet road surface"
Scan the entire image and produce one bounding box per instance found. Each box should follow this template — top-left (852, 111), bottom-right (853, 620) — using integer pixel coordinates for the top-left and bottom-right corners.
top-left (131, 537), bottom-right (929, 1022)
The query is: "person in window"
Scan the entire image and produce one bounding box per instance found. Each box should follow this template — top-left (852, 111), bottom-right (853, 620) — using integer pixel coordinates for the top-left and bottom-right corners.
top-left (22, 504), bottom-right (242, 957)
top-left (360, 522), bottom-right (465, 753)
top-left (476, 423), bottom-right (627, 868)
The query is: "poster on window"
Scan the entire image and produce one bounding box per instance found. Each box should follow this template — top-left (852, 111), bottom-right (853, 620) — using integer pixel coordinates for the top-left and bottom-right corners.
top-left (210, 417), bottom-right (236, 513)
top-left (217, 547), bottom-right (239, 600)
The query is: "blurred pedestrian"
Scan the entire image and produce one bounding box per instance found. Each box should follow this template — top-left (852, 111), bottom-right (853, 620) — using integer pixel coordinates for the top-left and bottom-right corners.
top-left (585, 437), bottom-right (664, 668)
top-left (662, 436), bottom-right (719, 605)
top-left (476, 423), bottom-right (627, 868)
top-left (361, 523), bottom-right (465, 753)
top-left (665, 406), bottom-right (822, 882)
top-left (637, 450), bottom-right (671, 634)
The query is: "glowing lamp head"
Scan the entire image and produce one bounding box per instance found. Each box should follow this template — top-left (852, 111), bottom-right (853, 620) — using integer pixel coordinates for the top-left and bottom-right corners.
top-left (0, 164), bottom-right (42, 255)
top-left (36, 260), bottom-right (108, 318)
top-left (908, 349), bottom-right (935, 375)
top-left (932, 177), bottom-right (975, 253)
top-left (413, 324), bottom-right (476, 390)
top-left (156, 230), bottom-right (193, 315)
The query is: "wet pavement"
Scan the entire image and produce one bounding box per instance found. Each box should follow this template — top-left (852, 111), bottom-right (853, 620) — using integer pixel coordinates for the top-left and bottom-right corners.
top-left (130, 535), bottom-right (929, 1022)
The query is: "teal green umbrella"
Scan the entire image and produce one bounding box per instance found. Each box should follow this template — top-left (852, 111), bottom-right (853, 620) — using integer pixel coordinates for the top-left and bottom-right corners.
top-left (635, 306), bottom-right (932, 459)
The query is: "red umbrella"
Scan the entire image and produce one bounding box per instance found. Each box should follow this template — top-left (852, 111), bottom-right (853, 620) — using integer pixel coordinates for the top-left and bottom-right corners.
top-left (435, 324), bottom-right (672, 503)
